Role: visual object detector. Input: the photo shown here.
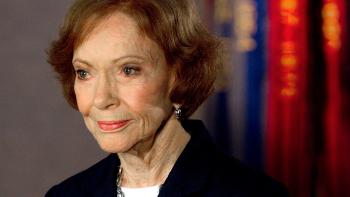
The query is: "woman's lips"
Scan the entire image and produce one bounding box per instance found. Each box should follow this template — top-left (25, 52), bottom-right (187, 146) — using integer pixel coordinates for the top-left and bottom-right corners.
top-left (97, 120), bottom-right (131, 132)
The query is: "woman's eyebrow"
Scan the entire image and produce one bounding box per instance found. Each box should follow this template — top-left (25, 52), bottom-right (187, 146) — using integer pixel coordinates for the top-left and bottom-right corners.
top-left (72, 55), bottom-right (146, 66)
top-left (72, 58), bottom-right (93, 67)
top-left (111, 55), bottom-right (145, 64)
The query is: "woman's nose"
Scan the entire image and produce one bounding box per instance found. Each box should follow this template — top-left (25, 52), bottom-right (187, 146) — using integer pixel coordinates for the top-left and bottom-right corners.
top-left (93, 74), bottom-right (119, 110)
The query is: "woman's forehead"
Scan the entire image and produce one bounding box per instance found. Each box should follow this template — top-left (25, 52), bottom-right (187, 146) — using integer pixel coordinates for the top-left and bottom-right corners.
top-left (75, 12), bottom-right (163, 60)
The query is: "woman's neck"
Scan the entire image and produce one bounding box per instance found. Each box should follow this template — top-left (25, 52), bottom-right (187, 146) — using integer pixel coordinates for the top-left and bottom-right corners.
top-left (117, 116), bottom-right (190, 188)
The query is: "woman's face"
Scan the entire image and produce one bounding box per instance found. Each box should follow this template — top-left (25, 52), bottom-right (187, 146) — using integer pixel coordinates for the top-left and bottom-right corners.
top-left (72, 12), bottom-right (175, 153)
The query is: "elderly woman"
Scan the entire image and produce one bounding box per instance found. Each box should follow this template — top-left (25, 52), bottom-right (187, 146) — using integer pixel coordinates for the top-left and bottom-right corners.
top-left (46, 0), bottom-right (288, 196)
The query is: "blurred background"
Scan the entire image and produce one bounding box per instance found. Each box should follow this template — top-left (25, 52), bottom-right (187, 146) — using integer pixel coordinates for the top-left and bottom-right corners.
top-left (0, 0), bottom-right (349, 196)
top-left (196, 1), bottom-right (350, 197)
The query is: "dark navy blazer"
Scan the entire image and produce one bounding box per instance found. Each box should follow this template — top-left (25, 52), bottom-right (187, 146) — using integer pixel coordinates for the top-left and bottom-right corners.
top-left (46, 120), bottom-right (289, 197)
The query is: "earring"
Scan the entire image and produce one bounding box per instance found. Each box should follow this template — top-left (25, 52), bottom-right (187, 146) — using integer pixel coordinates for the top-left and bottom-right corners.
top-left (175, 106), bottom-right (182, 119)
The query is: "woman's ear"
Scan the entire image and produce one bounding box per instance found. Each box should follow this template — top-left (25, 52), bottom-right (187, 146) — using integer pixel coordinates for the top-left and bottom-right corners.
top-left (173, 103), bottom-right (181, 109)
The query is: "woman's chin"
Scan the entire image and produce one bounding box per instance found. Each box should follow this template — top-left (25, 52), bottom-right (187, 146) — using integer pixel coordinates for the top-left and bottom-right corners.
top-left (96, 138), bottom-right (131, 153)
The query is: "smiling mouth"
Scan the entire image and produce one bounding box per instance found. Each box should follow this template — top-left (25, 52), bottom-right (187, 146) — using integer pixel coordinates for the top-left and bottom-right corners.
top-left (97, 120), bottom-right (132, 132)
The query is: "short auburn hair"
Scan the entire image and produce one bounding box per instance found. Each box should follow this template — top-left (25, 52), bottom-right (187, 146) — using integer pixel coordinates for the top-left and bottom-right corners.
top-left (48, 0), bottom-right (222, 118)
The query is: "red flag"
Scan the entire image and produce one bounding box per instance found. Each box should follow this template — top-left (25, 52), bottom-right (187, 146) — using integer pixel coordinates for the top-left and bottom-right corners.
top-left (266, 0), bottom-right (312, 196)
top-left (320, 0), bottom-right (350, 196)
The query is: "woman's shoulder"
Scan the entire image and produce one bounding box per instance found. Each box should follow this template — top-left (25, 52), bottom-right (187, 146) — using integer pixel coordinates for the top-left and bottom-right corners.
top-left (209, 155), bottom-right (289, 196)
top-left (176, 120), bottom-right (288, 196)
top-left (45, 154), bottom-right (119, 197)
top-left (162, 120), bottom-right (289, 196)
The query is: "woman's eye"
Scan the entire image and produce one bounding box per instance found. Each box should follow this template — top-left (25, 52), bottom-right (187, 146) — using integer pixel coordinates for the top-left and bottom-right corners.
top-left (76, 69), bottom-right (90, 80)
top-left (123, 66), bottom-right (139, 76)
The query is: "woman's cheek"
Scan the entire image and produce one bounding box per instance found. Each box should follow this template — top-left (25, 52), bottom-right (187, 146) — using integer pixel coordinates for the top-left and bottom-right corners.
top-left (130, 87), bottom-right (171, 120)
top-left (123, 85), bottom-right (160, 110)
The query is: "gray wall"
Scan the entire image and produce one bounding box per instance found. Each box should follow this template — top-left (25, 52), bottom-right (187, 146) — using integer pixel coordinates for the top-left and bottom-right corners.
top-left (0, 1), bottom-right (106, 196)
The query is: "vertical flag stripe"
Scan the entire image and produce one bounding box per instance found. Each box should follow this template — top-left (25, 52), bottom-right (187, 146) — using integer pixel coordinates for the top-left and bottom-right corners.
top-left (244, 0), bottom-right (266, 169)
top-left (266, 0), bottom-right (311, 196)
top-left (322, 0), bottom-right (350, 196)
